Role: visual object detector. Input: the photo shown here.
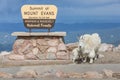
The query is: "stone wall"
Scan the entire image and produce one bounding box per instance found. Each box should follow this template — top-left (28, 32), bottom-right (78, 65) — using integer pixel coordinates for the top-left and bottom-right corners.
top-left (7, 32), bottom-right (69, 60)
top-left (11, 36), bottom-right (69, 60)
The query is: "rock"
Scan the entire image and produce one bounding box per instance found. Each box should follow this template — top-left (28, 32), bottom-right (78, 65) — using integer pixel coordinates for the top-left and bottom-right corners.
top-left (8, 54), bottom-right (24, 60)
top-left (13, 40), bottom-right (33, 55)
top-left (39, 72), bottom-right (55, 78)
top-left (47, 39), bottom-right (59, 46)
top-left (113, 47), bottom-right (119, 52)
top-left (37, 39), bottom-right (48, 46)
top-left (66, 42), bottom-right (78, 52)
top-left (25, 53), bottom-right (38, 60)
top-left (38, 45), bottom-right (49, 53)
top-left (32, 48), bottom-right (39, 55)
top-left (36, 53), bottom-right (46, 60)
top-left (56, 52), bottom-right (67, 56)
top-left (47, 47), bottom-right (57, 53)
top-left (98, 43), bottom-right (114, 52)
top-left (38, 70), bottom-right (56, 78)
top-left (13, 42), bottom-right (22, 54)
top-left (98, 54), bottom-right (105, 58)
top-left (102, 69), bottom-right (113, 78)
top-left (15, 39), bottom-right (24, 44)
top-left (59, 38), bottom-right (64, 43)
top-left (113, 45), bottom-right (120, 52)
top-left (82, 71), bottom-right (103, 79)
top-left (22, 44), bottom-right (32, 53)
top-left (112, 72), bottom-right (120, 79)
top-left (55, 70), bottom-right (69, 78)
top-left (14, 70), bottom-right (38, 78)
top-left (32, 39), bottom-right (37, 47)
top-left (56, 52), bottom-right (69, 60)
top-left (58, 43), bottom-right (67, 51)
top-left (66, 73), bottom-right (82, 78)
top-left (46, 53), bottom-right (56, 60)
top-left (0, 72), bottom-right (13, 78)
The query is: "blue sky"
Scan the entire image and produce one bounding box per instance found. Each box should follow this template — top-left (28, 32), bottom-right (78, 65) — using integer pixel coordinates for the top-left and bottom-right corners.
top-left (0, 0), bottom-right (120, 23)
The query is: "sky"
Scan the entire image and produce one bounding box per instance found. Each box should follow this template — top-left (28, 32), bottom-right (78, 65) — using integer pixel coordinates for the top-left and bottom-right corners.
top-left (0, 0), bottom-right (120, 23)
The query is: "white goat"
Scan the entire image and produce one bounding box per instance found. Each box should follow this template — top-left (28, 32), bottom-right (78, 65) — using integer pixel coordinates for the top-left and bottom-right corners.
top-left (72, 33), bottom-right (101, 64)
top-left (72, 48), bottom-right (80, 63)
top-left (79, 33), bottom-right (101, 63)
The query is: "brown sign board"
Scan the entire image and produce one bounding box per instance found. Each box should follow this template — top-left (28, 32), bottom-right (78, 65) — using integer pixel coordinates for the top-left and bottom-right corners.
top-left (21, 5), bottom-right (57, 29)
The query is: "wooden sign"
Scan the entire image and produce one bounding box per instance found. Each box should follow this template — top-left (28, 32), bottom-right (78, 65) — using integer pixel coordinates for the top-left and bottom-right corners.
top-left (21, 5), bottom-right (57, 29)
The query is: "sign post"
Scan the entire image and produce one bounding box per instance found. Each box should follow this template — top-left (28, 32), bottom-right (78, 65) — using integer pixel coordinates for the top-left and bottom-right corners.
top-left (21, 5), bottom-right (57, 32)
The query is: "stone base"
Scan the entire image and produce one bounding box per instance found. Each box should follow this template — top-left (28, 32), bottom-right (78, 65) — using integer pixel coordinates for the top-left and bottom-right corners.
top-left (11, 32), bottom-right (69, 60)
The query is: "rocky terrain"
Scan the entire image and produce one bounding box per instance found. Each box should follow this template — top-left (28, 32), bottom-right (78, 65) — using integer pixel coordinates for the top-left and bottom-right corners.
top-left (0, 42), bottom-right (120, 79)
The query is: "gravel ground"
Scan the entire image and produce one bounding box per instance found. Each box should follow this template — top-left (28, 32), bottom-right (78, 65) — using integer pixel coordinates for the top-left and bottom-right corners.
top-left (0, 64), bottom-right (120, 79)
top-left (0, 51), bottom-right (120, 79)
top-left (0, 78), bottom-right (117, 80)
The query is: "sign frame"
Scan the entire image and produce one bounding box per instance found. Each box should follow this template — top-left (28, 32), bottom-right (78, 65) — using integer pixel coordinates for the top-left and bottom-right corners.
top-left (21, 5), bottom-right (58, 31)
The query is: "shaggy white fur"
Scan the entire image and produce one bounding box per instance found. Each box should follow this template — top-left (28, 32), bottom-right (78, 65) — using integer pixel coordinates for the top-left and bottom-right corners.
top-left (72, 48), bottom-right (80, 62)
top-left (72, 33), bottom-right (101, 63)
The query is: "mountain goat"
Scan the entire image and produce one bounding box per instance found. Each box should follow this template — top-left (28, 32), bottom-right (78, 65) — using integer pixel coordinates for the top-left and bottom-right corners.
top-left (72, 33), bottom-right (101, 63)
